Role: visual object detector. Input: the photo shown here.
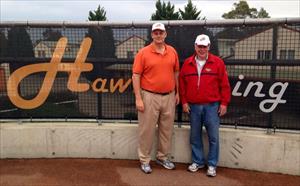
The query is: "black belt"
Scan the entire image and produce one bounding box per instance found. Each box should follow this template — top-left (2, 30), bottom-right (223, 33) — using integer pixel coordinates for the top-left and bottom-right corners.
top-left (142, 89), bottom-right (173, 95)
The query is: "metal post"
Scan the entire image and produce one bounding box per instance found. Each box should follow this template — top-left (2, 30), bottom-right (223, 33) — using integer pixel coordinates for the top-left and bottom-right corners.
top-left (268, 24), bottom-right (278, 131)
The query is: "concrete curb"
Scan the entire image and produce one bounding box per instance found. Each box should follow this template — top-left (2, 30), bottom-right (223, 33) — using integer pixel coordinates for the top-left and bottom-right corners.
top-left (0, 122), bottom-right (299, 175)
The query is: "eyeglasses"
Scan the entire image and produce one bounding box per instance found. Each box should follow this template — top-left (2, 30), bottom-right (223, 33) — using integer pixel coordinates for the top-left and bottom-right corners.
top-left (196, 45), bottom-right (208, 48)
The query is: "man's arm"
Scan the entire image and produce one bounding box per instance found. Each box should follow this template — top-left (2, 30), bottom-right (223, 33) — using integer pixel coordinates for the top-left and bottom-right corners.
top-left (218, 59), bottom-right (231, 116)
top-left (174, 71), bottom-right (180, 105)
top-left (132, 73), bottom-right (144, 112)
top-left (179, 67), bottom-right (190, 113)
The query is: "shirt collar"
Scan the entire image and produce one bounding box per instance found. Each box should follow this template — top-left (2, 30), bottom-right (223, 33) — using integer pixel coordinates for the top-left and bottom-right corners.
top-left (189, 53), bottom-right (213, 65)
top-left (150, 43), bottom-right (168, 54)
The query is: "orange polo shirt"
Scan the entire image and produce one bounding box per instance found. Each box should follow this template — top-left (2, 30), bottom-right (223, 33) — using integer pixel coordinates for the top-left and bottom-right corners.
top-left (133, 43), bottom-right (179, 93)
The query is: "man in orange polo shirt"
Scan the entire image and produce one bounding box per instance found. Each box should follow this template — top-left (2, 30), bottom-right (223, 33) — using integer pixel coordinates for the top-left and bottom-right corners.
top-left (132, 22), bottom-right (180, 174)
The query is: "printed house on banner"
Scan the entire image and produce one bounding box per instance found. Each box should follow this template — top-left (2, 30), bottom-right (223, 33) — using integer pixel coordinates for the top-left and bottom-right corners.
top-left (115, 35), bottom-right (146, 59)
top-left (34, 40), bottom-right (80, 58)
top-left (234, 26), bottom-right (300, 60)
top-left (109, 34), bottom-right (147, 77)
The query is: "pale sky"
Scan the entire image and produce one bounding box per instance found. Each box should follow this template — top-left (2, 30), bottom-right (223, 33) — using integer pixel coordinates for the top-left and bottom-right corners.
top-left (0, 0), bottom-right (299, 22)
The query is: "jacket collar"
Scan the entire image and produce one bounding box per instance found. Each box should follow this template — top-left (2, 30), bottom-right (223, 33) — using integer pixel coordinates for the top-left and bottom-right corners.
top-left (188, 53), bottom-right (214, 65)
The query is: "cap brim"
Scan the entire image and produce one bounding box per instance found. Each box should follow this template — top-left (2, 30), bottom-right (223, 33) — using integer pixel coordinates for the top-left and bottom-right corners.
top-left (152, 29), bottom-right (165, 32)
top-left (195, 42), bottom-right (209, 46)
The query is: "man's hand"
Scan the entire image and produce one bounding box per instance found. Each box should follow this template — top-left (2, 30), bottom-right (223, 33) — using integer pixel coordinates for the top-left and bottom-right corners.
top-left (218, 105), bottom-right (227, 116)
top-left (175, 93), bottom-right (180, 105)
top-left (182, 103), bottom-right (190, 113)
top-left (135, 98), bottom-right (144, 112)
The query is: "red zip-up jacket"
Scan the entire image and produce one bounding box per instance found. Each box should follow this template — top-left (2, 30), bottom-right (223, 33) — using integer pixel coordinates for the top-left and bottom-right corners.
top-left (179, 53), bottom-right (231, 106)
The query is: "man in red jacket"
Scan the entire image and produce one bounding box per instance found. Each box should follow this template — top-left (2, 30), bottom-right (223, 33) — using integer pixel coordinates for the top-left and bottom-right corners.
top-left (179, 34), bottom-right (231, 177)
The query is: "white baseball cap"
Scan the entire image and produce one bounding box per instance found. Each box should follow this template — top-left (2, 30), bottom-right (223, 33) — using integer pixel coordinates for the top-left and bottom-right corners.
top-left (151, 22), bottom-right (166, 31)
top-left (195, 34), bottom-right (210, 46)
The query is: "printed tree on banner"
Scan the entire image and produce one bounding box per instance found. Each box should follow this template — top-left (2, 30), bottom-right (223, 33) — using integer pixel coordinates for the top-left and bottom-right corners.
top-left (0, 31), bottom-right (8, 57)
top-left (86, 4), bottom-right (116, 81)
top-left (7, 27), bottom-right (34, 73)
top-left (42, 28), bottom-right (63, 41)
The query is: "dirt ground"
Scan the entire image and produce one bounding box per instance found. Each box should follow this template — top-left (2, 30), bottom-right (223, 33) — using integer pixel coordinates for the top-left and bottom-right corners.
top-left (0, 158), bottom-right (299, 186)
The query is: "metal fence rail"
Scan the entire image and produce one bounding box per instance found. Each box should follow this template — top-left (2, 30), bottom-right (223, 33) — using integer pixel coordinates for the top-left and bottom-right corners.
top-left (0, 18), bottom-right (299, 130)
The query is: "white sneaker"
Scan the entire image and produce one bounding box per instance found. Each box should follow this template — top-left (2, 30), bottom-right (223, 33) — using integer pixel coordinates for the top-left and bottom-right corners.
top-left (140, 163), bottom-right (152, 174)
top-left (188, 163), bottom-right (205, 172)
top-left (156, 159), bottom-right (175, 170)
top-left (207, 166), bottom-right (217, 177)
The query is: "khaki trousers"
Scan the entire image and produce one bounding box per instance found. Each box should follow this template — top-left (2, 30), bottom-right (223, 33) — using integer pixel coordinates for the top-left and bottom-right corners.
top-left (138, 90), bottom-right (175, 164)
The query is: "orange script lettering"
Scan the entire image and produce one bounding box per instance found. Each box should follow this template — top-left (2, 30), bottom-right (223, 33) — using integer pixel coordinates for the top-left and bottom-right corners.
top-left (7, 37), bottom-right (93, 109)
top-left (7, 37), bottom-right (132, 109)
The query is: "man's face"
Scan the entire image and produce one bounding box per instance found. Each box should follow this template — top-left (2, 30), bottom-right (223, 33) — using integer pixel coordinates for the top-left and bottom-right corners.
top-left (151, 30), bottom-right (167, 44)
top-left (195, 44), bottom-right (209, 60)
